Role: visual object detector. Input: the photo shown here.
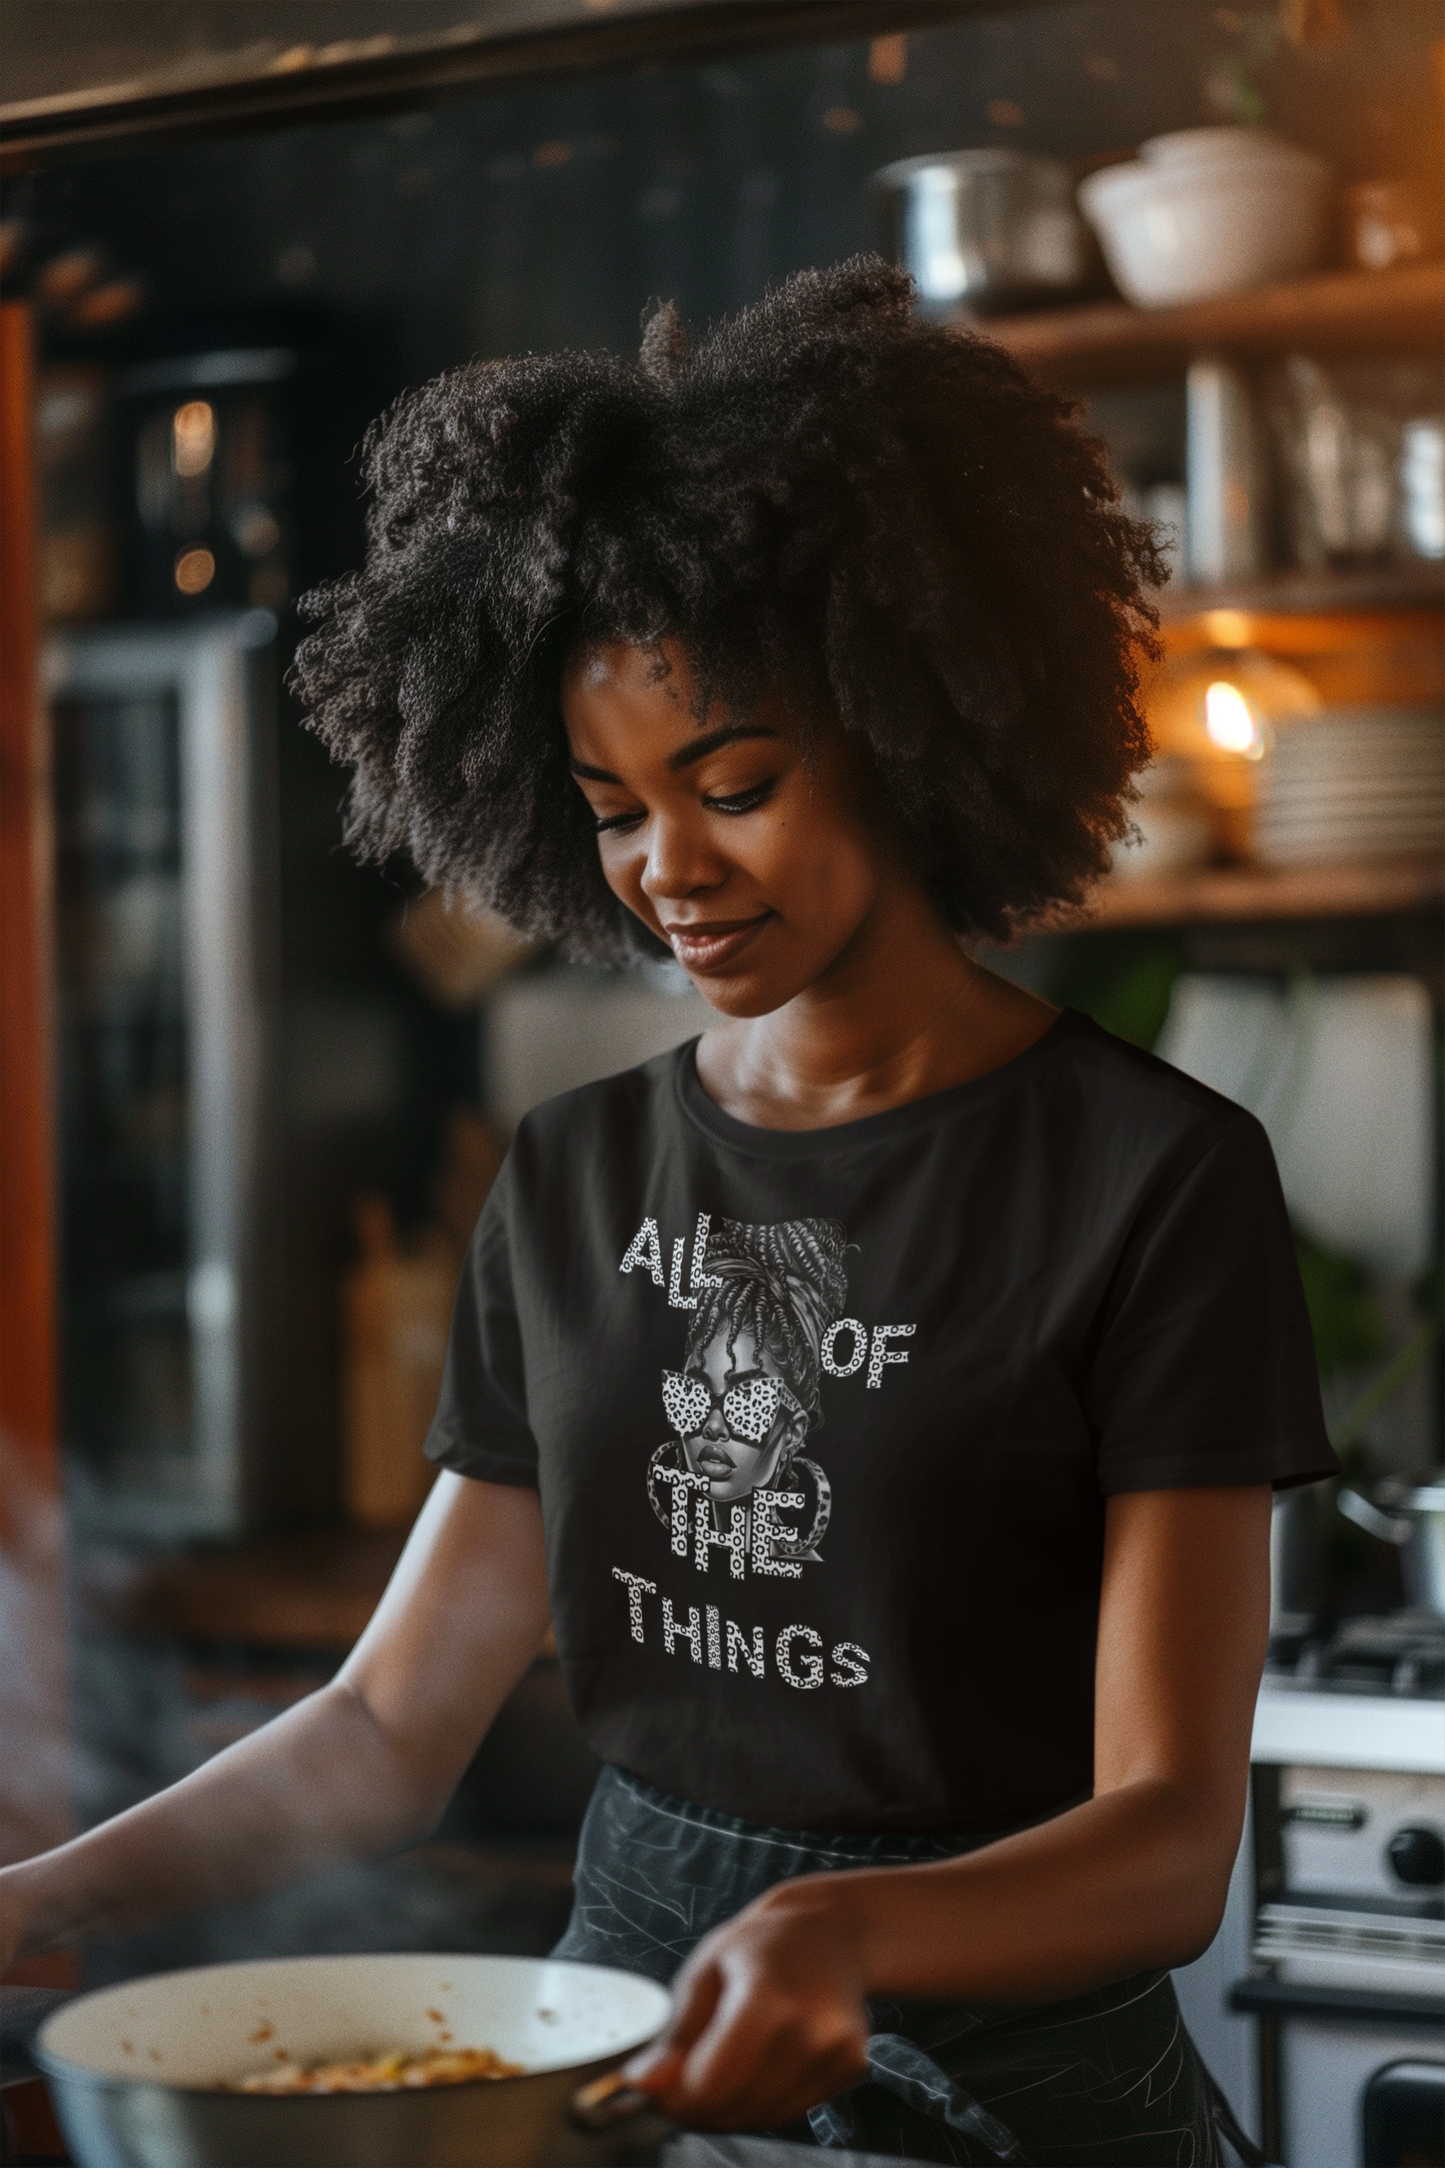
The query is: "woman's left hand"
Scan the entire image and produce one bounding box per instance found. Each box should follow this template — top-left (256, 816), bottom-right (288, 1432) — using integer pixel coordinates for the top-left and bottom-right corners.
top-left (622, 1875), bottom-right (871, 2129)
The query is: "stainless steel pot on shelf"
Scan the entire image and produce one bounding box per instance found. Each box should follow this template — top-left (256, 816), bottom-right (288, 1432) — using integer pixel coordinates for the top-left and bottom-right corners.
top-left (873, 148), bottom-right (1097, 317)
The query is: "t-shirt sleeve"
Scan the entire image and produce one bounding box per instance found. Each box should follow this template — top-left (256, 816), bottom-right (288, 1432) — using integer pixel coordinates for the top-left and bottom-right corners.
top-left (1085, 1111), bottom-right (1338, 1495)
top-left (424, 1152), bottom-right (539, 1487)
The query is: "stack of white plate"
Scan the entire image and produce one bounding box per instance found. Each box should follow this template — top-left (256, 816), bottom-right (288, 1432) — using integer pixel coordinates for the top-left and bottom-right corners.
top-left (1254, 707), bottom-right (1444, 867)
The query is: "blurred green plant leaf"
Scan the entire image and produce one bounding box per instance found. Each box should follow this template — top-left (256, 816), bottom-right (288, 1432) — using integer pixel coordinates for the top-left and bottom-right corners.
top-left (1051, 934), bottom-right (1184, 1051)
top-left (1293, 1224), bottom-right (1390, 1381)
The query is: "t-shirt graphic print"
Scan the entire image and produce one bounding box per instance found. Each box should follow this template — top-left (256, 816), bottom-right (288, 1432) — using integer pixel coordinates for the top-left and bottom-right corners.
top-left (642, 1211), bottom-right (848, 1570)
top-left (426, 1014), bottom-right (1335, 1834)
top-left (616, 1211), bottom-right (885, 1695)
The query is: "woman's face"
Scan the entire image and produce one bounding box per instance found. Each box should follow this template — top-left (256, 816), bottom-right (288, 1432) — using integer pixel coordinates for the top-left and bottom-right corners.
top-left (561, 639), bottom-right (893, 1019)
top-left (676, 1326), bottom-right (805, 1505)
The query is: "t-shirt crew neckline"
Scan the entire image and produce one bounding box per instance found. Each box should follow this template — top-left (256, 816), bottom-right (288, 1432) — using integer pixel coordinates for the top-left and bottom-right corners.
top-left (675, 1006), bottom-right (1082, 1160)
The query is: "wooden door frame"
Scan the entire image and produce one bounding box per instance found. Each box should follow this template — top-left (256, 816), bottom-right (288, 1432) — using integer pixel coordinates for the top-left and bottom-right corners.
top-left (0, 301), bottom-right (73, 1926)
top-left (0, 299), bottom-right (59, 1505)
top-left (0, 299), bottom-right (58, 1506)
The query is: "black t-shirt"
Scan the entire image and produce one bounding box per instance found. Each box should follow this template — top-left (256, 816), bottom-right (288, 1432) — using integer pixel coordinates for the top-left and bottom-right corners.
top-left (427, 1010), bottom-right (1334, 1834)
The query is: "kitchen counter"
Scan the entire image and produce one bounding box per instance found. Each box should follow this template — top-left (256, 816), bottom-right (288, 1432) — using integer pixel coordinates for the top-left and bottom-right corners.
top-left (1252, 1687), bottom-right (1445, 1775)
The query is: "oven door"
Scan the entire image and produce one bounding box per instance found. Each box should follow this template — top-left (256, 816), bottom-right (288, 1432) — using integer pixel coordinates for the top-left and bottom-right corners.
top-left (1363, 2059), bottom-right (1445, 2168)
top-left (1231, 1980), bottom-right (1445, 2167)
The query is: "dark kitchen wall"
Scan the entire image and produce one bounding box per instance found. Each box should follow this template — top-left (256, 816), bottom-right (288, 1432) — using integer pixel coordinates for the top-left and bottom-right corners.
top-left (11, 0), bottom-right (1442, 389)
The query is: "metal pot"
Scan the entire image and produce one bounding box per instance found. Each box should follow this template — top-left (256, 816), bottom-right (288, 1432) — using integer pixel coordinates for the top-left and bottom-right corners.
top-left (35, 1952), bottom-right (673, 2168)
top-left (873, 148), bottom-right (1097, 317)
top-left (1338, 1482), bottom-right (1445, 1619)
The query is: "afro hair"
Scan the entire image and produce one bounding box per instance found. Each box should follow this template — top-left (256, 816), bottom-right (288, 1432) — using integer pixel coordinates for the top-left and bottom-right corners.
top-left (291, 255), bottom-right (1162, 961)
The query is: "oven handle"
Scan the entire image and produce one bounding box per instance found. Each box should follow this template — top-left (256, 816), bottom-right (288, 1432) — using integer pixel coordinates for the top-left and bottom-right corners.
top-left (1230, 1974), bottom-right (1445, 2027)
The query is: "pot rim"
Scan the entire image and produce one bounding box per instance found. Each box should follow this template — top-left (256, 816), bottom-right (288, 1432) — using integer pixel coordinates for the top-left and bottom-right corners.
top-left (1079, 154), bottom-right (1329, 211)
top-left (35, 1953), bottom-right (671, 2098)
top-left (872, 147), bottom-right (1068, 187)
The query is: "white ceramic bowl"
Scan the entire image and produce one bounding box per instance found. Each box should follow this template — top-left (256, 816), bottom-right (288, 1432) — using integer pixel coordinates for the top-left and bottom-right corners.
top-left (1078, 143), bottom-right (1332, 308)
top-left (1139, 127), bottom-right (1311, 171)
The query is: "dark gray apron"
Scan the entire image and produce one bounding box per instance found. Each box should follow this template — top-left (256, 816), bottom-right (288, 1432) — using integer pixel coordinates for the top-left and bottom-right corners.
top-left (551, 1767), bottom-right (1265, 2167)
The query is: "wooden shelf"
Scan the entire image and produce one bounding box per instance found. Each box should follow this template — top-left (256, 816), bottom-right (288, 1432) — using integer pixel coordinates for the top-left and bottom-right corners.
top-left (986, 260), bottom-right (1445, 385)
top-left (1074, 854), bottom-right (1444, 931)
top-left (1156, 562), bottom-right (1445, 626)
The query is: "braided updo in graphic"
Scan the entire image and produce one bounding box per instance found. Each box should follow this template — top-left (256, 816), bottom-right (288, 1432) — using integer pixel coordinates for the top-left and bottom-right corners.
top-left (686, 1217), bottom-right (848, 1431)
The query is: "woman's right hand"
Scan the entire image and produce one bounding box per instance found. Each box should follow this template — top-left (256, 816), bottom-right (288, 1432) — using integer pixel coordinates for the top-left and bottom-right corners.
top-left (623, 1873), bottom-right (871, 2129)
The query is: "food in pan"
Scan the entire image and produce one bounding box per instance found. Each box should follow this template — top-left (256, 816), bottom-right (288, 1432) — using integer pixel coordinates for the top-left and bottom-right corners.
top-left (232, 2044), bottom-right (524, 2093)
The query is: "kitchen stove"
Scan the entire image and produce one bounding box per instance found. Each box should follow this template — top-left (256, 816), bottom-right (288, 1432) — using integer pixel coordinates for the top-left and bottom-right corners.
top-left (1265, 1610), bottom-right (1445, 1701)
top-left (1230, 1608), bottom-right (1445, 2167)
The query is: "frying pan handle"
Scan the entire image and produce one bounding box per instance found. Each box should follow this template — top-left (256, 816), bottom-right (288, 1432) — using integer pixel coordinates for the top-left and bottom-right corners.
top-left (569, 2068), bottom-right (657, 2131)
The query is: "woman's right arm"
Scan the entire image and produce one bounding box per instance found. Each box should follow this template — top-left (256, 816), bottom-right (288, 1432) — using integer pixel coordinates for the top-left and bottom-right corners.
top-left (0, 1473), bottom-right (550, 1967)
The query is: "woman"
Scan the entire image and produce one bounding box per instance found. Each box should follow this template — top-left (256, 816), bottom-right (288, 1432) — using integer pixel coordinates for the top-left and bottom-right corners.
top-left (3, 261), bottom-right (1334, 2163)
top-left (653, 1214), bottom-right (846, 1567)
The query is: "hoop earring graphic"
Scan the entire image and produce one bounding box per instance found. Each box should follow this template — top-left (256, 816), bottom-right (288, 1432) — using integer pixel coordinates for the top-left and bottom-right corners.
top-left (769, 1454), bottom-right (831, 1558)
top-left (646, 1438), bottom-right (684, 1527)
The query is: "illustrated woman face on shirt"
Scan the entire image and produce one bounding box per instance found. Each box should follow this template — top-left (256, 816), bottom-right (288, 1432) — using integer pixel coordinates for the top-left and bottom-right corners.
top-left (667, 1324), bottom-right (807, 1505)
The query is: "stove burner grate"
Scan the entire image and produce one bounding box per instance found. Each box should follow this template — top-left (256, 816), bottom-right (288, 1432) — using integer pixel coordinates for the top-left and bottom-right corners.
top-left (1265, 1610), bottom-right (1445, 1699)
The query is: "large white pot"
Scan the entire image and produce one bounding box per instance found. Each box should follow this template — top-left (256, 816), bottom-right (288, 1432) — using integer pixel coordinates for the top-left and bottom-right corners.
top-left (1078, 136), bottom-right (1332, 308)
top-left (36, 1953), bottom-right (672, 2168)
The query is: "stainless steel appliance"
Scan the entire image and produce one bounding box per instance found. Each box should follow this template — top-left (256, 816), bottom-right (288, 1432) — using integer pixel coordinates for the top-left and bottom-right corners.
top-left (120, 346), bottom-right (296, 620)
top-left (1234, 1620), bottom-right (1445, 2168)
top-left (48, 613), bottom-right (280, 1541)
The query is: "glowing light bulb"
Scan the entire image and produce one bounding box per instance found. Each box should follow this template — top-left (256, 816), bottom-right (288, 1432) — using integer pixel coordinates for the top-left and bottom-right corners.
top-left (1203, 680), bottom-right (1264, 760)
top-left (172, 400), bottom-right (215, 479)
top-left (174, 546), bottom-right (216, 595)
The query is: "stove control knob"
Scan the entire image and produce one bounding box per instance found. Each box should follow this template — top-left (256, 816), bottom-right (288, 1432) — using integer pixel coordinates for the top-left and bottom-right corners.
top-left (1386, 1825), bottom-right (1445, 1888)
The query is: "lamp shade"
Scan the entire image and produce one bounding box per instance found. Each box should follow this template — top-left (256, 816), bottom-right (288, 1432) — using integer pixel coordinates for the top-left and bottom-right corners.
top-left (1145, 645), bottom-right (1323, 852)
